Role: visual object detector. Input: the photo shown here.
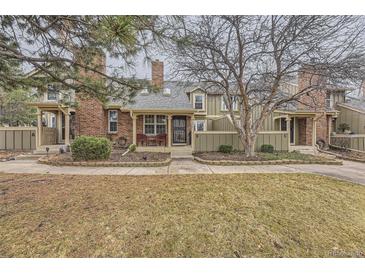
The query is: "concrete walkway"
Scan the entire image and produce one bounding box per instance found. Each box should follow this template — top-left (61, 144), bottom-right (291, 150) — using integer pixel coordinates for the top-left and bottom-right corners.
top-left (0, 159), bottom-right (365, 185)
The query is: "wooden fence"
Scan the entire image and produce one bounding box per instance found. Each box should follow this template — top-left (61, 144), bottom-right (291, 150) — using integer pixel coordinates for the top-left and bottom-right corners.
top-left (331, 135), bottom-right (365, 151)
top-left (194, 131), bottom-right (289, 152)
top-left (0, 127), bottom-right (37, 151)
top-left (41, 127), bottom-right (57, 145)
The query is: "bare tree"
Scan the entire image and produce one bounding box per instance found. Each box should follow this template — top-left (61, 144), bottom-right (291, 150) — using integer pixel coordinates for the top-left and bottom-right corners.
top-left (158, 16), bottom-right (365, 156)
top-left (0, 16), bottom-right (156, 102)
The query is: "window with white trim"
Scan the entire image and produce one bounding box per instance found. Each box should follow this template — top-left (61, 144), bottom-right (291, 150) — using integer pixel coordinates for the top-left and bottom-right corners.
top-left (194, 120), bottom-right (206, 131)
top-left (325, 92), bottom-right (333, 109)
top-left (108, 110), bottom-right (118, 133)
top-left (144, 115), bottom-right (167, 135)
top-left (193, 94), bottom-right (205, 110)
top-left (221, 95), bottom-right (238, 111)
top-left (47, 85), bottom-right (58, 101)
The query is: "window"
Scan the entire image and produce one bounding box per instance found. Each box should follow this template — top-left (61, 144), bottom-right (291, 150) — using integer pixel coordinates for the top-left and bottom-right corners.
top-left (47, 85), bottom-right (58, 101)
top-left (280, 118), bottom-right (287, 131)
top-left (221, 95), bottom-right (238, 111)
top-left (194, 94), bottom-right (204, 110)
top-left (194, 120), bottom-right (206, 131)
top-left (51, 116), bottom-right (56, 128)
top-left (144, 115), bottom-right (167, 135)
top-left (108, 110), bottom-right (118, 133)
top-left (325, 92), bottom-right (333, 109)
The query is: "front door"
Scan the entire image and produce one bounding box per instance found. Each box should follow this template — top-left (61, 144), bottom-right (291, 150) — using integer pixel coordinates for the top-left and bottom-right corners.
top-left (290, 118), bottom-right (295, 144)
top-left (173, 116), bottom-right (186, 144)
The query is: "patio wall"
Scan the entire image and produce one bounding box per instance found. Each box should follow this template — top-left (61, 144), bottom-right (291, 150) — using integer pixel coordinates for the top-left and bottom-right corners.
top-left (194, 131), bottom-right (289, 152)
top-left (331, 134), bottom-right (365, 151)
top-left (0, 127), bottom-right (37, 150)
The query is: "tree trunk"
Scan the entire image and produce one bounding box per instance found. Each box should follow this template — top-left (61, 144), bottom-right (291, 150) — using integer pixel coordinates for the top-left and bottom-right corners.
top-left (238, 131), bottom-right (257, 157)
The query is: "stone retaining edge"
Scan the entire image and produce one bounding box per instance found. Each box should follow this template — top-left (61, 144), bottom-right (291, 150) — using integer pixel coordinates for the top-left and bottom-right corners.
top-left (194, 156), bottom-right (342, 166)
top-left (319, 148), bottom-right (365, 163)
top-left (38, 156), bottom-right (172, 167)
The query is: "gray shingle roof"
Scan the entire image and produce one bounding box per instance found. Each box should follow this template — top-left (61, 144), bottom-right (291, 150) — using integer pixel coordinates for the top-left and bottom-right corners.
top-left (340, 97), bottom-right (365, 112)
top-left (120, 81), bottom-right (194, 110)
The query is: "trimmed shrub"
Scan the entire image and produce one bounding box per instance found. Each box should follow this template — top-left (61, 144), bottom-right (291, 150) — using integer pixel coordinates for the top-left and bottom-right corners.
top-left (71, 136), bottom-right (111, 161)
top-left (128, 143), bottom-right (136, 152)
top-left (218, 144), bottom-right (233, 153)
top-left (261, 144), bottom-right (274, 153)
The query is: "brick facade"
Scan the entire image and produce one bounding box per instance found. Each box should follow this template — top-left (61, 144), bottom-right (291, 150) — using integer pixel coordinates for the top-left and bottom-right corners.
top-left (297, 118), bottom-right (307, 145)
top-left (297, 66), bottom-right (331, 145)
top-left (107, 111), bottom-right (133, 145)
top-left (75, 95), bottom-right (107, 137)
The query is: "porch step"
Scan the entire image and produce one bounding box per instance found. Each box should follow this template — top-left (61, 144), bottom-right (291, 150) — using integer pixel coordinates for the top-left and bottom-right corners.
top-left (32, 145), bottom-right (67, 155)
top-left (290, 145), bottom-right (317, 155)
top-left (171, 146), bottom-right (193, 159)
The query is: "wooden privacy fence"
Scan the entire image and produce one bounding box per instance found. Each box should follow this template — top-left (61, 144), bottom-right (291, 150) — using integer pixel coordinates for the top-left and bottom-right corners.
top-left (41, 127), bottom-right (57, 145)
top-left (194, 131), bottom-right (289, 152)
top-left (331, 135), bottom-right (365, 151)
top-left (0, 127), bottom-right (37, 150)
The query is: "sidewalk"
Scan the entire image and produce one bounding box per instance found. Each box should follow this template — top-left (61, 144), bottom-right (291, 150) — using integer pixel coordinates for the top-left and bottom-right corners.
top-left (1, 159), bottom-right (365, 185)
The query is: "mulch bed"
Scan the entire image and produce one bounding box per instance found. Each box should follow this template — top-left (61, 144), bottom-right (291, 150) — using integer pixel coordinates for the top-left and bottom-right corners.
top-left (194, 152), bottom-right (264, 161)
top-left (324, 146), bottom-right (365, 162)
top-left (110, 151), bottom-right (170, 162)
top-left (0, 151), bottom-right (22, 161)
top-left (38, 151), bottom-right (171, 167)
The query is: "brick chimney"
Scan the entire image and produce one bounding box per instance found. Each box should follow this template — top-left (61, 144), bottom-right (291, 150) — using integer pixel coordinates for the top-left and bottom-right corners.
top-left (297, 65), bottom-right (327, 110)
top-left (74, 49), bottom-right (107, 138)
top-left (151, 60), bottom-right (164, 89)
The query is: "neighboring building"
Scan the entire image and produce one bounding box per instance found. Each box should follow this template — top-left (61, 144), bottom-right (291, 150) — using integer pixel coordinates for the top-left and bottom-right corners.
top-left (30, 57), bottom-right (364, 153)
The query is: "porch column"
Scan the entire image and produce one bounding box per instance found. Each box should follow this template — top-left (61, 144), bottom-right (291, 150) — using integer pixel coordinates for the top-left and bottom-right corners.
top-left (328, 116), bottom-right (332, 145)
top-left (167, 115), bottom-right (172, 147)
top-left (64, 109), bottom-right (70, 146)
top-left (190, 115), bottom-right (195, 150)
top-left (57, 111), bottom-right (63, 143)
top-left (132, 115), bottom-right (137, 145)
top-left (312, 117), bottom-right (317, 147)
top-left (36, 108), bottom-right (42, 148)
top-left (286, 116), bottom-right (291, 151)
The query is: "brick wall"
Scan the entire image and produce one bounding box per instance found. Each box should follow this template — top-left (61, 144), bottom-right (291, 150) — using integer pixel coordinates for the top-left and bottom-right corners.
top-left (107, 111), bottom-right (133, 145)
top-left (75, 95), bottom-right (107, 137)
top-left (297, 66), bottom-right (330, 145)
top-left (316, 115), bottom-right (329, 143)
top-left (297, 118), bottom-right (308, 145)
top-left (297, 68), bottom-right (327, 111)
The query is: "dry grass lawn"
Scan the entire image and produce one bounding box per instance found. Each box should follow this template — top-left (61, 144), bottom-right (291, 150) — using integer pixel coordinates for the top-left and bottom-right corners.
top-left (0, 173), bottom-right (365, 258)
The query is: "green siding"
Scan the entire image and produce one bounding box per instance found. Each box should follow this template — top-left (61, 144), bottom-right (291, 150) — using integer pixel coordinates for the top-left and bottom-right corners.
top-left (194, 132), bottom-right (289, 152)
top-left (208, 104), bottom-right (278, 132)
top-left (336, 106), bottom-right (365, 134)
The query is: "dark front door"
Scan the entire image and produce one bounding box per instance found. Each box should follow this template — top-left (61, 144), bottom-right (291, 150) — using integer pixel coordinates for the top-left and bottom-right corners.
top-left (173, 116), bottom-right (186, 144)
top-left (290, 118), bottom-right (295, 144)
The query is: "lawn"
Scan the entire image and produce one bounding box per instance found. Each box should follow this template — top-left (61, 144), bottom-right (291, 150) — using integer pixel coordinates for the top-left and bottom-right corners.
top-left (1, 173), bottom-right (365, 258)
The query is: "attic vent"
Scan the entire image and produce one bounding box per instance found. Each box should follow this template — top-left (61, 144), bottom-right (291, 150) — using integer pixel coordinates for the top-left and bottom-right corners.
top-left (163, 88), bottom-right (171, 96)
top-left (140, 88), bottom-right (149, 95)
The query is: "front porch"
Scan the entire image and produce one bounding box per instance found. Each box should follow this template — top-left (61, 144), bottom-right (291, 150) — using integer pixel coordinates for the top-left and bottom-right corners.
top-left (29, 102), bottom-right (75, 149)
top-left (131, 112), bottom-right (195, 153)
top-left (275, 111), bottom-right (334, 154)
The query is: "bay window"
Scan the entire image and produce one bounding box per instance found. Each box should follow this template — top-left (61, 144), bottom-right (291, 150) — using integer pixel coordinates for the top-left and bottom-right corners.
top-left (144, 115), bottom-right (167, 135)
